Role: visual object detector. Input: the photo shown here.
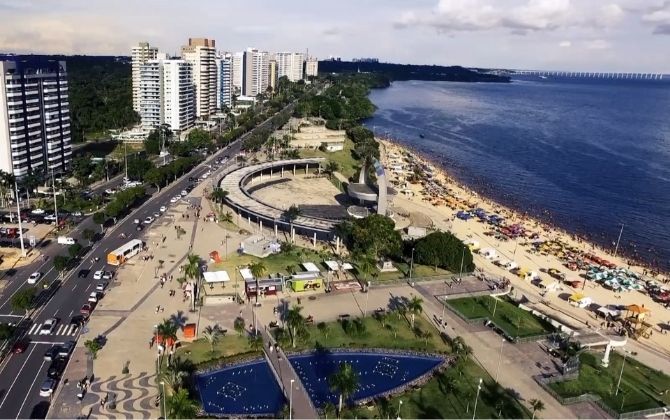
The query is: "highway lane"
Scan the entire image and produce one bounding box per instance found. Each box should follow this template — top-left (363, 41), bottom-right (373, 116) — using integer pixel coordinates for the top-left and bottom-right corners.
top-left (0, 132), bottom-right (246, 419)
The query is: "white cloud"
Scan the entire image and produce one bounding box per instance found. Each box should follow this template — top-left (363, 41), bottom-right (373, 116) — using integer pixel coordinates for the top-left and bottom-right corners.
top-left (559, 40), bottom-right (572, 47)
top-left (585, 39), bottom-right (611, 49)
top-left (642, 0), bottom-right (670, 34)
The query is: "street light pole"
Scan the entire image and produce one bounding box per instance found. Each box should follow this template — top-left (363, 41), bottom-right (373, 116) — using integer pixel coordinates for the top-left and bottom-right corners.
top-left (160, 381), bottom-right (167, 420)
top-left (51, 168), bottom-right (59, 228)
top-left (472, 378), bottom-right (483, 420)
top-left (289, 379), bottom-right (295, 420)
top-left (441, 281), bottom-right (447, 320)
top-left (14, 181), bottom-right (26, 257)
top-left (364, 281), bottom-right (371, 317)
top-left (495, 339), bottom-right (505, 382)
top-left (396, 400), bottom-right (403, 420)
top-left (459, 246), bottom-right (466, 279)
top-left (615, 349), bottom-right (628, 395)
top-left (409, 247), bottom-right (415, 279)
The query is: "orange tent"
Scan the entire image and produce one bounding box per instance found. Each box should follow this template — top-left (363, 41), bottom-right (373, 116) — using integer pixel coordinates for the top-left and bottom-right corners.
top-left (626, 304), bottom-right (650, 314)
top-left (183, 323), bottom-right (196, 339)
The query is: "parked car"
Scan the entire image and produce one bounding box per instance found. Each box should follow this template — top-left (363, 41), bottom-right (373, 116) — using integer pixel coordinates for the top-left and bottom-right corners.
top-left (78, 269), bottom-right (90, 278)
top-left (47, 358), bottom-right (67, 379)
top-left (153, 212), bottom-right (160, 218)
top-left (44, 345), bottom-right (60, 361)
top-left (96, 282), bottom-right (108, 292)
top-left (69, 315), bottom-right (84, 327)
top-left (40, 318), bottom-right (58, 335)
top-left (87, 292), bottom-right (99, 303)
top-left (39, 378), bottom-right (56, 397)
top-left (144, 216), bottom-right (154, 224)
top-left (180, 190), bottom-right (187, 196)
top-left (27, 272), bottom-right (41, 284)
top-left (133, 218), bottom-right (140, 224)
top-left (93, 270), bottom-right (103, 280)
top-left (159, 206), bottom-right (167, 212)
top-left (136, 224), bottom-right (144, 231)
top-left (58, 341), bottom-right (76, 358)
top-left (102, 271), bottom-right (113, 280)
top-left (80, 303), bottom-right (94, 317)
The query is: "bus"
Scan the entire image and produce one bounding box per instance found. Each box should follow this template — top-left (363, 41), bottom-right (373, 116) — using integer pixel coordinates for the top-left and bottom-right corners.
top-left (107, 239), bottom-right (144, 266)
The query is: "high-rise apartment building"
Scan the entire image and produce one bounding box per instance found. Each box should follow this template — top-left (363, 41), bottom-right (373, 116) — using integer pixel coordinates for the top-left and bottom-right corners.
top-left (242, 48), bottom-right (269, 97)
top-left (0, 57), bottom-right (72, 178)
top-left (181, 38), bottom-right (216, 118)
top-left (275, 52), bottom-right (305, 82)
top-left (231, 52), bottom-right (243, 95)
top-left (215, 54), bottom-right (233, 109)
top-left (131, 42), bottom-right (158, 113)
top-left (163, 60), bottom-right (195, 132)
top-left (305, 56), bottom-right (319, 78)
top-left (268, 59), bottom-right (278, 91)
top-left (138, 56), bottom-right (195, 133)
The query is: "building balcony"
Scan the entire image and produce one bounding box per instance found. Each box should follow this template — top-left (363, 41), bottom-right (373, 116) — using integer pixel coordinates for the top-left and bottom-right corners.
top-left (47, 132), bottom-right (61, 140)
top-left (25, 98), bottom-right (39, 105)
top-left (12, 156), bottom-right (28, 165)
top-left (9, 116), bottom-right (25, 124)
top-left (30, 145), bottom-right (42, 153)
top-left (12, 149), bottom-right (28, 158)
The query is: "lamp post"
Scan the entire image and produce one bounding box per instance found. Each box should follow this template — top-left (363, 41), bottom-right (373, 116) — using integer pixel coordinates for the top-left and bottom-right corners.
top-left (459, 246), bottom-right (466, 280)
top-left (409, 248), bottom-right (415, 279)
top-left (14, 181), bottom-right (26, 257)
top-left (396, 400), bottom-right (403, 420)
top-left (615, 349), bottom-right (629, 396)
top-left (160, 381), bottom-right (167, 420)
top-left (441, 281), bottom-right (448, 320)
top-left (365, 281), bottom-right (371, 317)
top-left (495, 339), bottom-right (506, 382)
top-left (472, 378), bottom-right (483, 420)
top-left (289, 379), bottom-right (295, 420)
top-left (51, 167), bottom-right (59, 228)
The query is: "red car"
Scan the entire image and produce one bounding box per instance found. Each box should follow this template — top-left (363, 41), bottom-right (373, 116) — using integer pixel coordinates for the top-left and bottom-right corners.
top-left (12, 338), bottom-right (29, 354)
top-left (80, 303), bottom-right (95, 317)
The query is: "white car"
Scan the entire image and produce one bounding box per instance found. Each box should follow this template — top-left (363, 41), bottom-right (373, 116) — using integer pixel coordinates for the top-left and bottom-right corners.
top-left (31, 208), bottom-right (45, 214)
top-left (159, 206), bottom-right (167, 213)
top-left (44, 214), bottom-right (57, 221)
top-left (27, 272), bottom-right (41, 284)
top-left (96, 282), bottom-right (107, 292)
top-left (133, 218), bottom-right (140, 224)
top-left (170, 196), bottom-right (179, 203)
top-left (180, 190), bottom-right (188, 196)
top-left (144, 216), bottom-right (154, 224)
top-left (102, 271), bottom-right (113, 280)
top-left (88, 292), bottom-right (99, 303)
top-left (153, 212), bottom-right (160, 218)
top-left (93, 270), bottom-right (103, 280)
top-left (104, 189), bottom-right (116, 195)
top-left (40, 318), bottom-right (58, 335)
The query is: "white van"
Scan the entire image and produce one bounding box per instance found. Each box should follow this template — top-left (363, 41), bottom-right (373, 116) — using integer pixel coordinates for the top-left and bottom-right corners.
top-left (57, 236), bottom-right (76, 245)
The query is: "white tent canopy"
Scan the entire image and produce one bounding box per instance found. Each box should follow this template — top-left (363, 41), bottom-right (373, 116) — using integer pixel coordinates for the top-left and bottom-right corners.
top-left (302, 262), bottom-right (320, 273)
top-left (239, 268), bottom-right (254, 280)
top-left (324, 261), bottom-right (354, 271)
top-left (204, 271), bottom-right (231, 283)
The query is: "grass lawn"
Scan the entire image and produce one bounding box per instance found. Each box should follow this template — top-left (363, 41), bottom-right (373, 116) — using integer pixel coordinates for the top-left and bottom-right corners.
top-left (300, 138), bottom-right (361, 179)
top-left (447, 296), bottom-right (553, 338)
top-left (282, 314), bottom-right (528, 419)
top-left (371, 261), bottom-right (451, 282)
top-left (175, 333), bottom-right (255, 365)
top-left (549, 352), bottom-right (670, 414)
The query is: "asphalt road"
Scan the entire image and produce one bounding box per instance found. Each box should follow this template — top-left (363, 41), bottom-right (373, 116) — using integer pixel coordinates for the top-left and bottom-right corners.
top-left (0, 120), bottom-right (257, 418)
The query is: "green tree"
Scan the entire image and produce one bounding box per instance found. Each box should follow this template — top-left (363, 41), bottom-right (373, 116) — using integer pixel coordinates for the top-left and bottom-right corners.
top-left (0, 322), bottom-right (16, 340)
top-left (157, 319), bottom-right (179, 348)
top-left (202, 324), bottom-right (223, 354)
top-left (329, 362), bottom-right (360, 414)
top-left (10, 287), bottom-right (35, 313)
top-left (68, 243), bottom-right (83, 259)
top-left (220, 211), bottom-right (233, 224)
top-left (283, 205), bottom-right (302, 242)
top-left (343, 214), bottom-right (402, 261)
top-left (84, 339), bottom-right (102, 359)
top-left (93, 212), bottom-right (106, 232)
top-left (82, 228), bottom-right (96, 245)
top-left (233, 317), bottom-right (245, 336)
top-left (183, 254), bottom-right (201, 311)
top-left (353, 251), bottom-right (376, 282)
top-left (285, 305), bottom-right (306, 348)
top-left (317, 321), bottom-right (330, 339)
top-left (166, 388), bottom-right (199, 419)
top-left (53, 255), bottom-right (71, 276)
top-left (530, 399), bottom-right (545, 420)
top-left (413, 231), bottom-right (475, 272)
top-left (248, 261), bottom-right (267, 305)
top-left (126, 156), bottom-right (154, 181)
top-left (407, 296), bottom-right (423, 329)
top-left (323, 161), bottom-right (339, 180)
top-left (248, 333), bottom-right (263, 351)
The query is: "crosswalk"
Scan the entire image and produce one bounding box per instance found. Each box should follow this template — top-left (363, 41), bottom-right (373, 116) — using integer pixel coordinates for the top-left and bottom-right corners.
top-left (27, 323), bottom-right (79, 336)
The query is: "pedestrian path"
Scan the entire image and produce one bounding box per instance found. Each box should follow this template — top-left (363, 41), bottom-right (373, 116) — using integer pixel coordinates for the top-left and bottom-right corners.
top-left (27, 323), bottom-right (79, 336)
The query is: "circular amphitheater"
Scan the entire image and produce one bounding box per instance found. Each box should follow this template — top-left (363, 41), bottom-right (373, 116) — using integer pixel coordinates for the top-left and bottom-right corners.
top-left (219, 158), bottom-right (346, 240)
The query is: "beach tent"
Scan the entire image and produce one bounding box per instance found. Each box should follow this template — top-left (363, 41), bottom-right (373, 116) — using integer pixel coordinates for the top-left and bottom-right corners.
top-left (539, 278), bottom-right (560, 292)
top-left (568, 293), bottom-right (592, 308)
top-left (525, 271), bottom-right (540, 281)
top-left (504, 261), bottom-right (519, 271)
top-left (203, 271), bottom-right (231, 284)
top-left (597, 306), bottom-right (621, 318)
top-left (480, 248), bottom-right (497, 260)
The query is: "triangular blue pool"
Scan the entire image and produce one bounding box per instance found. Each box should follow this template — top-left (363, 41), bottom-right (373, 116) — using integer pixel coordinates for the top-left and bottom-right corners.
top-left (196, 359), bottom-right (285, 416)
top-left (288, 351), bottom-right (444, 408)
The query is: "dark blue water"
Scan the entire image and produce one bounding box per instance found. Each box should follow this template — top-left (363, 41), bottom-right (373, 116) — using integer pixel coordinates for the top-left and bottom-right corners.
top-left (196, 359), bottom-right (285, 416)
top-left (290, 351), bottom-right (443, 407)
top-left (365, 78), bottom-right (670, 270)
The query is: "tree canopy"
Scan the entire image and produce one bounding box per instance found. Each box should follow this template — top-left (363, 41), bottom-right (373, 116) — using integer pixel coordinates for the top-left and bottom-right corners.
top-left (338, 214), bottom-right (401, 261)
top-left (412, 231), bottom-right (475, 272)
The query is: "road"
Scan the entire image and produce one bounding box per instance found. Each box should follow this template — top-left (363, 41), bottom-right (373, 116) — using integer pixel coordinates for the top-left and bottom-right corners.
top-left (0, 107), bottom-right (285, 418)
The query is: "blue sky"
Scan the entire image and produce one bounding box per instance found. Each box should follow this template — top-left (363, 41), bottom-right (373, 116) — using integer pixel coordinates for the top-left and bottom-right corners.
top-left (0, 0), bottom-right (668, 72)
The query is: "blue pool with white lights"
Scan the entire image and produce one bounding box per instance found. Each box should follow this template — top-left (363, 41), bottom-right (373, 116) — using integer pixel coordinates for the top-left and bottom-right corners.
top-left (196, 351), bottom-right (444, 415)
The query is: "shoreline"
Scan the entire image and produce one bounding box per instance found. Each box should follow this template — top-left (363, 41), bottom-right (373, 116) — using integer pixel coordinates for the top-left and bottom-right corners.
top-left (376, 135), bottom-right (667, 277)
top-left (377, 136), bottom-right (668, 280)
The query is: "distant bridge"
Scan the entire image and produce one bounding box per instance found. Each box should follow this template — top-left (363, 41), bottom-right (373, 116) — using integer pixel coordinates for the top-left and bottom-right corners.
top-left (486, 69), bottom-right (667, 80)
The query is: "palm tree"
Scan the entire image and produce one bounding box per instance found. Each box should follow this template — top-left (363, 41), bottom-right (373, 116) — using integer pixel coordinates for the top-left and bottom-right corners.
top-left (353, 251), bottom-right (376, 282)
top-left (529, 399), bottom-right (545, 420)
top-left (248, 333), bottom-right (263, 351)
top-left (220, 211), bottom-right (233, 224)
top-left (323, 161), bottom-right (339, 180)
top-left (169, 310), bottom-right (188, 331)
top-left (317, 321), bottom-right (330, 339)
top-left (162, 367), bottom-right (187, 392)
top-left (329, 362), bottom-right (360, 414)
top-left (202, 324), bottom-right (223, 353)
top-left (156, 319), bottom-right (178, 349)
top-left (166, 388), bottom-right (198, 419)
top-left (183, 254), bottom-right (201, 311)
top-left (407, 296), bottom-right (423, 329)
top-left (210, 187), bottom-right (228, 208)
top-left (283, 205), bottom-right (302, 242)
top-left (0, 170), bottom-right (15, 208)
top-left (285, 305), bottom-right (305, 348)
top-left (248, 261), bottom-right (266, 304)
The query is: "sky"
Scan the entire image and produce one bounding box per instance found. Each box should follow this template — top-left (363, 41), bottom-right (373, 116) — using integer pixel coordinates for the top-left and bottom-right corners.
top-left (0, 0), bottom-right (668, 72)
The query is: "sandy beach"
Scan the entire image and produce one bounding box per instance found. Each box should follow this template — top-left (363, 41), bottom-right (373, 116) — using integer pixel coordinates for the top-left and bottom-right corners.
top-left (378, 138), bottom-right (670, 360)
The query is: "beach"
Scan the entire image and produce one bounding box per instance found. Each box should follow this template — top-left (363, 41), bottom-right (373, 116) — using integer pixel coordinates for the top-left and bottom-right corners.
top-left (378, 138), bottom-right (670, 361)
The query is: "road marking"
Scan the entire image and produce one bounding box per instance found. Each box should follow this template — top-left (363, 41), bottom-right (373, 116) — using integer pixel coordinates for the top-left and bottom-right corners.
top-left (71, 283), bottom-right (77, 291)
top-left (68, 309), bottom-right (73, 318)
top-left (53, 309), bottom-right (59, 317)
top-left (85, 284), bottom-right (92, 292)
top-left (0, 344), bottom-right (37, 408)
top-left (55, 325), bottom-right (65, 335)
top-left (28, 324), bottom-right (40, 335)
top-left (0, 314), bottom-right (23, 318)
top-left (29, 340), bottom-right (64, 345)
top-left (16, 358), bottom-right (47, 418)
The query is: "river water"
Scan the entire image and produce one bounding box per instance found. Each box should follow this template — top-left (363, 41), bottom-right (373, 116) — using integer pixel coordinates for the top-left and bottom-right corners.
top-left (365, 77), bottom-right (670, 270)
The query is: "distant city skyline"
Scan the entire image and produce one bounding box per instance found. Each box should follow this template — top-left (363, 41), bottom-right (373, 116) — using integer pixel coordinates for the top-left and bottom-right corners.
top-left (0, 0), bottom-right (669, 72)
